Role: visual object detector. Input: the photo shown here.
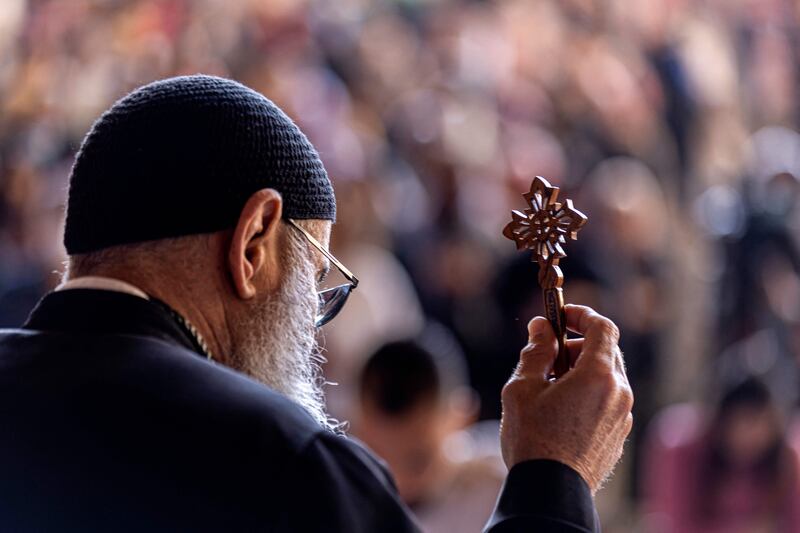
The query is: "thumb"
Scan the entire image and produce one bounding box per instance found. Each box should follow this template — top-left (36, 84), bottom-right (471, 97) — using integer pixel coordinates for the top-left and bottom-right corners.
top-left (516, 317), bottom-right (558, 379)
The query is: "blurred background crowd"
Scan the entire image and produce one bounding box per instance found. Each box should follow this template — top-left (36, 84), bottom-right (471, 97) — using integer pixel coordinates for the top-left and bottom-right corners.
top-left (3, 0), bottom-right (800, 530)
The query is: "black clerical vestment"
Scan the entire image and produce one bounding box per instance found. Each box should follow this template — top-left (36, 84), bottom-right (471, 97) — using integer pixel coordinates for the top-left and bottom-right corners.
top-left (0, 289), bottom-right (598, 532)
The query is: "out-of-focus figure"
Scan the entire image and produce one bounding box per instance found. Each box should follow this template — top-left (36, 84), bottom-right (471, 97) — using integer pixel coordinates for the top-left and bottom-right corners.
top-left (642, 375), bottom-right (800, 533)
top-left (353, 331), bottom-right (505, 533)
top-left (716, 127), bottom-right (800, 351)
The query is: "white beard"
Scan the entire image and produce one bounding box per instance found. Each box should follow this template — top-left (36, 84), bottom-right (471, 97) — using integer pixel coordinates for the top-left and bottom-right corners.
top-left (232, 249), bottom-right (334, 431)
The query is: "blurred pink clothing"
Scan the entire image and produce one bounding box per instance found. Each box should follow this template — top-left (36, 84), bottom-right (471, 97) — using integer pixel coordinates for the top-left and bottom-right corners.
top-left (642, 404), bottom-right (800, 533)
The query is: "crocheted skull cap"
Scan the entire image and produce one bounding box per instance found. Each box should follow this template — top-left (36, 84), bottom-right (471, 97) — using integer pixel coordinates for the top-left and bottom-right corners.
top-left (64, 75), bottom-right (335, 254)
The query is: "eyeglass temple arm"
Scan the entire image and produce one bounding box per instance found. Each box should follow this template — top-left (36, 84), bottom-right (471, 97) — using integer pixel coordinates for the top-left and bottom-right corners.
top-left (287, 219), bottom-right (359, 288)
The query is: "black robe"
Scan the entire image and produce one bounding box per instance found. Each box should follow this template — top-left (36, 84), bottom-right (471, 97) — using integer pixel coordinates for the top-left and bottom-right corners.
top-left (0, 289), bottom-right (598, 532)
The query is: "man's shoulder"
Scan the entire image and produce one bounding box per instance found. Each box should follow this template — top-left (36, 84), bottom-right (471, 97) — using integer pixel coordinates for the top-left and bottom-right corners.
top-left (0, 327), bottom-right (323, 453)
top-left (0, 328), bottom-right (419, 530)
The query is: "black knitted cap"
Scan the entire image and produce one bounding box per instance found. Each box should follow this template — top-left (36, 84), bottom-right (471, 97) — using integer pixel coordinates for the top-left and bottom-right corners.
top-left (64, 75), bottom-right (335, 255)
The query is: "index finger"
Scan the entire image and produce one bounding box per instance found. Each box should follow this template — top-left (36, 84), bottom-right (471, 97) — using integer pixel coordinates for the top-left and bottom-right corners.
top-left (564, 304), bottom-right (620, 368)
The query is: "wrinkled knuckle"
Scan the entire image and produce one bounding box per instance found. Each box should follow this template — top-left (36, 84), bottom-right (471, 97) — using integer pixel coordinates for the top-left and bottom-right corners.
top-left (520, 342), bottom-right (535, 357)
top-left (621, 386), bottom-right (635, 412)
top-left (624, 412), bottom-right (634, 435)
top-left (520, 343), bottom-right (542, 360)
top-left (501, 379), bottom-right (524, 403)
top-left (598, 318), bottom-right (620, 343)
top-left (593, 370), bottom-right (617, 396)
top-left (501, 382), bottom-right (514, 401)
top-left (593, 357), bottom-right (616, 378)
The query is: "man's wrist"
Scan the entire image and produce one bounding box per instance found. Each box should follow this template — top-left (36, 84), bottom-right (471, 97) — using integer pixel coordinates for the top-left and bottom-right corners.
top-left (485, 459), bottom-right (598, 532)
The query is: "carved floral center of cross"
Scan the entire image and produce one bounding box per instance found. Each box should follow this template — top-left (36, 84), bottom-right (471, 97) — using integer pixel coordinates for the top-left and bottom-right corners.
top-left (503, 176), bottom-right (587, 287)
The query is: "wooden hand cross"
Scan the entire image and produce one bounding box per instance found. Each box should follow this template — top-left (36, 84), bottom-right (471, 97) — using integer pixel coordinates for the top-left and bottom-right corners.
top-left (503, 176), bottom-right (588, 378)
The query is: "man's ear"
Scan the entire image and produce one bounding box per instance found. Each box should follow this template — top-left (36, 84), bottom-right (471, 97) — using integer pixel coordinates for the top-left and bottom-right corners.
top-left (228, 188), bottom-right (283, 299)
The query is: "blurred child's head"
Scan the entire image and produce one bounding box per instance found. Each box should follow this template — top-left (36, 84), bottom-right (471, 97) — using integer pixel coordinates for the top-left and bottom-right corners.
top-left (712, 375), bottom-right (782, 468)
top-left (694, 374), bottom-right (794, 521)
top-left (355, 328), bottom-right (476, 504)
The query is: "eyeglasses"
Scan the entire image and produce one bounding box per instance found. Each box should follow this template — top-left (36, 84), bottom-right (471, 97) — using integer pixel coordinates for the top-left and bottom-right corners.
top-left (286, 218), bottom-right (359, 327)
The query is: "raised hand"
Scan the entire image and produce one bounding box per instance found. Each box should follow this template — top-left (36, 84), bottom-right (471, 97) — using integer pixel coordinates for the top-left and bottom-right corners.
top-left (499, 305), bottom-right (634, 493)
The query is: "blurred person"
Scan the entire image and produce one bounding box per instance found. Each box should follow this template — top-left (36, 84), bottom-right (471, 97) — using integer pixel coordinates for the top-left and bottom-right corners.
top-left (565, 34), bottom-right (680, 191)
top-left (354, 330), bottom-right (505, 533)
top-left (717, 127), bottom-right (800, 351)
top-left (0, 75), bottom-right (633, 532)
top-left (642, 375), bottom-right (800, 533)
top-left (0, 163), bottom-right (66, 327)
top-left (741, 25), bottom-right (798, 128)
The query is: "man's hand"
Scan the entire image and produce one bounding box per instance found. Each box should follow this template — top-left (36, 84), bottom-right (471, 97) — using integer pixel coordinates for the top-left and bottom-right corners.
top-left (500, 305), bottom-right (633, 493)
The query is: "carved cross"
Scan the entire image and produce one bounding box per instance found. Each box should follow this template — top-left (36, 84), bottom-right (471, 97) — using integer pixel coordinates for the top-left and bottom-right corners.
top-left (503, 176), bottom-right (587, 377)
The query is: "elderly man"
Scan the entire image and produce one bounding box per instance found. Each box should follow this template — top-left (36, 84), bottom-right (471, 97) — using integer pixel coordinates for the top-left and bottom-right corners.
top-left (0, 76), bottom-right (632, 532)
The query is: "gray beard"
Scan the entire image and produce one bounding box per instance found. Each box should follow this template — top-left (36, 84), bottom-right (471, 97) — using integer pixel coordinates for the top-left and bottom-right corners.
top-left (232, 260), bottom-right (334, 431)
